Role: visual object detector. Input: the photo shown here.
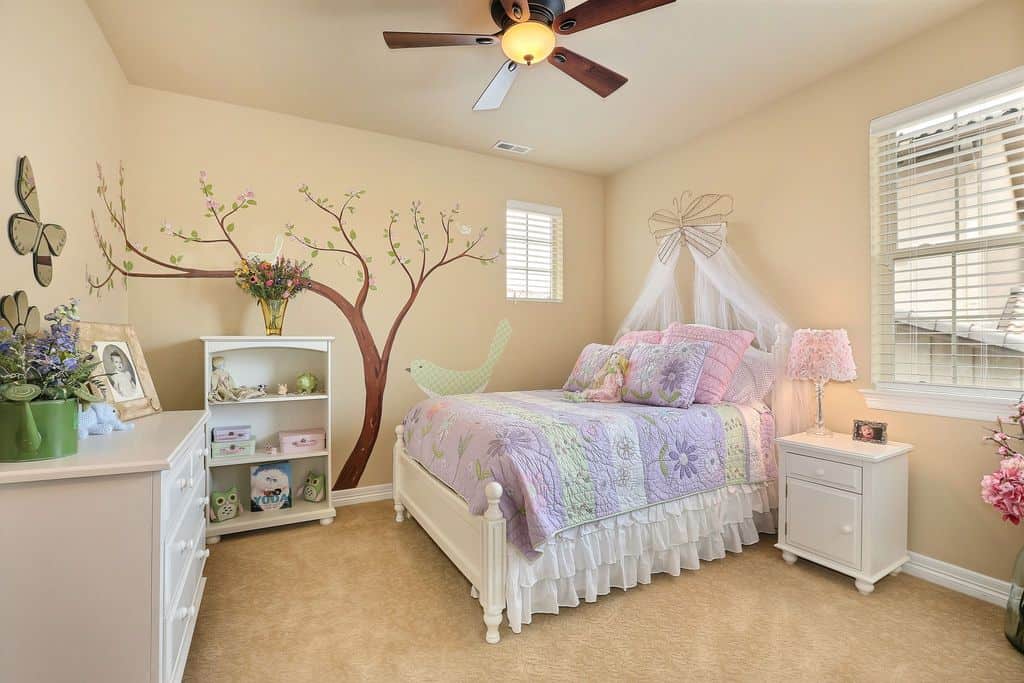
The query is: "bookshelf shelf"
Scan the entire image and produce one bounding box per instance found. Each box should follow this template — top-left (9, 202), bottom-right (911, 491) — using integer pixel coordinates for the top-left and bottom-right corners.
top-left (201, 336), bottom-right (335, 541)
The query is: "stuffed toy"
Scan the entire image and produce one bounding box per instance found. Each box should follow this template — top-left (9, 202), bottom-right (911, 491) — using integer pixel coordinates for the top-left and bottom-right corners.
top-left (77, 404), bottom-right (113, 439)
top-left (302, 471), bottom-right (326, 503)
top-left (564, 350), bottom-right (629, 403)
top-left (91, 403), bottom-right (134, 432)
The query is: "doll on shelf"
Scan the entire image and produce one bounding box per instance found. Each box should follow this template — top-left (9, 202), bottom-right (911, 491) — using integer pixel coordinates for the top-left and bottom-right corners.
top-left (208, 355), bottom-right (266, 402)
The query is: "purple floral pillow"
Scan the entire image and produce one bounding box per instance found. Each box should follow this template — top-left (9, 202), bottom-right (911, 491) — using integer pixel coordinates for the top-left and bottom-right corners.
top-left (622, 341), bottom-right (710, 408)
top-left (563, 343), bottom-right (633, 392)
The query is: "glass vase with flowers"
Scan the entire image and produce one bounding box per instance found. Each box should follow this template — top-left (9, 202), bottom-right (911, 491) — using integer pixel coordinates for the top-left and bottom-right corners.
top-left (234, 256), bottom-right (312, 335)
top-left (983, 399), bottom-right (1024, 654)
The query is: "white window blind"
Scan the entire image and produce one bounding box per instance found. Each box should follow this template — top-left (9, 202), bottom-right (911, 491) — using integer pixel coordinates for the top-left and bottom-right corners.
top-left (505, 200), bottom-right (563, 302)
top-left (871, 67), bottom-right (1024, 396)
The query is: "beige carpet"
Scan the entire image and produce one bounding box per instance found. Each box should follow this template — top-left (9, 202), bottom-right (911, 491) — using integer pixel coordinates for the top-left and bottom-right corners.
top-left (185, 500), bottom-right (1024, 682)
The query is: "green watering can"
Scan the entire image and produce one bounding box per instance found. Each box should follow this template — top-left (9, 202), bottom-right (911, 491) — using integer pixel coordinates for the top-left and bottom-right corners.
top-left (0, 385), bottom-right (91, 462)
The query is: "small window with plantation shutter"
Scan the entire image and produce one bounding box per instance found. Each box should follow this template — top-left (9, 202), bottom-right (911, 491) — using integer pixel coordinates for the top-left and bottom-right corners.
top-left (870, 67), bottom-right (1024, 399)
top-left (505, 200), bottom-right (563, 302)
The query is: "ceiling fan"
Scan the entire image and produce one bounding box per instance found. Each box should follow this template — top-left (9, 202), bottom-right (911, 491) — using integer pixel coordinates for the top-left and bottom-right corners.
top-left (383, 0), bottom-right (676, 111)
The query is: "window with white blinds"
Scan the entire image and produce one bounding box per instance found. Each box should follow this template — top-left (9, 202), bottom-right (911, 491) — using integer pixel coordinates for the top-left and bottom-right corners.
top-left (505, 200), bottom-right (563, 302)
top-left (870, 67), bottom-right (1024, 399)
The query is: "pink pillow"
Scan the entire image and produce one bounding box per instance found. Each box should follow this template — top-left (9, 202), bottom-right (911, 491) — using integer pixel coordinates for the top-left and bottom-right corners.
top-left (661, 323), bottom-right (755, 404)
top-left (722, 347), bottom-right (775, 404)
top-left (618, 330), bottom-right (663, 345)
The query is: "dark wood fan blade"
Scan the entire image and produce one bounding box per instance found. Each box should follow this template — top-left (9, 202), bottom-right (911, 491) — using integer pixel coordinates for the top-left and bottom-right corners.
top-left (383, 32), bottom-right (499, 49)
top-left (473, 60), bottom-right (520, 111)
top-left (547, 48), bottom-right (627, 98)
top-left (554, 0), bottom-right (675, 35)
top-left (500, 0), bottom-right (530, 22)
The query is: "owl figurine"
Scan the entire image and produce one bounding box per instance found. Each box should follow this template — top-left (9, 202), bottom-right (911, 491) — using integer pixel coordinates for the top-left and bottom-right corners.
top-left (210, 487), bottom-right (240, 523)
top-left (302, 471), bottom-right (326, 503)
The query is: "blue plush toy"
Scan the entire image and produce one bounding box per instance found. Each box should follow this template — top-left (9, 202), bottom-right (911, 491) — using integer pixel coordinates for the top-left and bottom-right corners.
top-left (92, 403), bottom-right (134, 432)
top-left (77, 405), bottom-right (113, 439)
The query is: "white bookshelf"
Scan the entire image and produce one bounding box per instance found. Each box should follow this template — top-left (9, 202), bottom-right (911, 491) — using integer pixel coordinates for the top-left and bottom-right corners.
top-left (201, 336), bottom-right (336, 542)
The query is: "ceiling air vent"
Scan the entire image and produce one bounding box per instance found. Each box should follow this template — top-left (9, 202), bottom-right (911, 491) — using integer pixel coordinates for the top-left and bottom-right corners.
top-left (492, 140), bottom-right (533, 155)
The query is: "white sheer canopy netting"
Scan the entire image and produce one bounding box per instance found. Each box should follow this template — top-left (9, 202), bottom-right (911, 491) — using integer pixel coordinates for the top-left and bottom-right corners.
top-left (616, 229), bottom-right (810, 436)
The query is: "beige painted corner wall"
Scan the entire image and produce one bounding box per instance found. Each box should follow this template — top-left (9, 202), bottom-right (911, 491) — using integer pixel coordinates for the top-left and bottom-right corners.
top-left (605, 0), bottom-right (1024, 579)
top-left (0, 0), bottom-right (126, 321)
top-left (116, 87), bottom-right (604, 487)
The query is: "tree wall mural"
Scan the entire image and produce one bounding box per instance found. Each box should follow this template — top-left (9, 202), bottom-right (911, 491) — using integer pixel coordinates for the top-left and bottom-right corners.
top-left (88, 164), bottom-right (502, 489)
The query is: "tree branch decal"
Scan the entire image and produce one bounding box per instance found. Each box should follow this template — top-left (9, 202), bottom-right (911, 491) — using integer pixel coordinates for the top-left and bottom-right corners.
top-left (89, 165), bottom-right (502, 489)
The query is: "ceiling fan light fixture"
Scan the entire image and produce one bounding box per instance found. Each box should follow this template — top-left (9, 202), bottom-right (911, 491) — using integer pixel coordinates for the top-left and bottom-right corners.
top-left (500, 21), bottom-right (556, 65)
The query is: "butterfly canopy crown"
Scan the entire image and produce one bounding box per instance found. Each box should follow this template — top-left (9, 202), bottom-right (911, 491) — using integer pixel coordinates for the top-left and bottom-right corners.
top-left (8, 156), bottom-right (66, 287)
top-left (648, 191), bottom-right (733, 264)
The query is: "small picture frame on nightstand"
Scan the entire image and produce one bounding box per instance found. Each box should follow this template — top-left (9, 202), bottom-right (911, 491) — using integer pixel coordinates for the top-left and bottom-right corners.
top-left (853, 419), bottom-right (887, 444)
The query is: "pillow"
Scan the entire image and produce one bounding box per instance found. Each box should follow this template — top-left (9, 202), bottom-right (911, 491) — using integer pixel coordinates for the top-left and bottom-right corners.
top-left (622, 341), bottom-right (710, 408)
top-left (661, 323), bottom-right (755, 404)
top-left (617, 330), bottom-right (663, 345)
top-left (563, 343), bottom-right (633, 392)
top-left (722, 347), bottom-right (775, 404)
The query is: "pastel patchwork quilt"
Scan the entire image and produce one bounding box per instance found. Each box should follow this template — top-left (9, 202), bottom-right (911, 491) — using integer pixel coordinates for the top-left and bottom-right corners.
top-left (402, 390), bottom-right (775, 557)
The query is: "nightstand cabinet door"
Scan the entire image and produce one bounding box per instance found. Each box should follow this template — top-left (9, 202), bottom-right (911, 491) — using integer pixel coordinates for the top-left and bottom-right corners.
top-left (786, 478), bottom-right (861, 570)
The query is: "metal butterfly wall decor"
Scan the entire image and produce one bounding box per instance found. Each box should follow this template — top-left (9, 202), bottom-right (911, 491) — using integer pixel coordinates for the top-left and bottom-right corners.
top-left (0, 290), bottom-right (41, 336)
top-left (648, 191), bottom-right (733, 264)
top-left (8, 156), bottom-right (67, 286)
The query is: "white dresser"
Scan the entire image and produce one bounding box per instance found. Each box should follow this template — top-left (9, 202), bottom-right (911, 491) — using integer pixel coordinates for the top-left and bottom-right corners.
top-left (775, 432), bottom-right (913, 595)
top-left (0, 410), bottom-right (209, 683)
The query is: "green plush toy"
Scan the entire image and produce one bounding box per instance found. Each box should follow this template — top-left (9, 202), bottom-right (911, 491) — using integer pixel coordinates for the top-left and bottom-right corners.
top-left (210, 486), bottom-right (240, 523)
top-left (295, 372), bottom-right (320, 394)
top-left (302, 471), bottom-right (326, 503)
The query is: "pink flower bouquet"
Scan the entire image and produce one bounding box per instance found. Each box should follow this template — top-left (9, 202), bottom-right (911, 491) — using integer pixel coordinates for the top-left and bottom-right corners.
top-left (983, 400), bottom-right (1024, 525)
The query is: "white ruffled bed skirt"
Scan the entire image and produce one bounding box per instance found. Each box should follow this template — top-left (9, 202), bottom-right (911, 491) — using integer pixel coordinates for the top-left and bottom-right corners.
top-left (505, 483), bottom-right (777, 632)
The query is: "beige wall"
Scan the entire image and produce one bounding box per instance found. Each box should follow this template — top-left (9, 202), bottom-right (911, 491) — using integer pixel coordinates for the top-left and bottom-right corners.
top-left (0, 0), bottom-right (126, 321)
top-left (605, 0), bottom-right (1024, 579)
top-left (115, 87), bottom-right (604, 487)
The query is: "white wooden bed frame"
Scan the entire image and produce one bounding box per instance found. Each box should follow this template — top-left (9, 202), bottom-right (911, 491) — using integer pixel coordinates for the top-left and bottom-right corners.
top-left (392, 424), bottom-right (507, 644)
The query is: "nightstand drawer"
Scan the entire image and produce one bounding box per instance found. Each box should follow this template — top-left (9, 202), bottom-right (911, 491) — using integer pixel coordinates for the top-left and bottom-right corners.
top-left (786, 478), bottom-right (861, 570)
top-left (787, 451), bottom-right (862, 493)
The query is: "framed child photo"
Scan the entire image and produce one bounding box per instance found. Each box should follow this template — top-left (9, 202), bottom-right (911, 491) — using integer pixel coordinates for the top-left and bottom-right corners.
top-left (853, 419), bottom-right (887, 444)
top-left (75, 322), bottom-right (161, 421)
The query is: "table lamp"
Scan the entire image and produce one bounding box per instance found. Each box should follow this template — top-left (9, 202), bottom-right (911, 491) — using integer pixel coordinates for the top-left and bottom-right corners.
top-left (786, 328), bottom-right (857, 436)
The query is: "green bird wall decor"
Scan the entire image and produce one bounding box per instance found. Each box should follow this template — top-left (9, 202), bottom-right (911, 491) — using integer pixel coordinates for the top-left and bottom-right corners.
top-left (407, 319), bottom-right (512, 398)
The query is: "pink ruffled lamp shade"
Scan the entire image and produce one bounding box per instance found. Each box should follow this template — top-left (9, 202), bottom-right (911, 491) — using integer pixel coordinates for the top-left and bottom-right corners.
top-left (787, 329), bottom-right (857, 436)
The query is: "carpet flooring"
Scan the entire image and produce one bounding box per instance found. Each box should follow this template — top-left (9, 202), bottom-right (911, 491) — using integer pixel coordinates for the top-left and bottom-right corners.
top-left (185, 500), bottom-right (1024, 682)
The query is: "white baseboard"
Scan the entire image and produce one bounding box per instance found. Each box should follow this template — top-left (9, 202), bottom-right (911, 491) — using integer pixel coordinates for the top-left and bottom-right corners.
top-left (903, 551), bottom-right (1011, 606)
top-left (331, 483), bottom-right (394, 508)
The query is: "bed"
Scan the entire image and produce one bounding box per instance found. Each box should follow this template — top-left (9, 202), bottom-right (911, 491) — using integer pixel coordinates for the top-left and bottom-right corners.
top-left (393, 389), bottom-right (778, 643)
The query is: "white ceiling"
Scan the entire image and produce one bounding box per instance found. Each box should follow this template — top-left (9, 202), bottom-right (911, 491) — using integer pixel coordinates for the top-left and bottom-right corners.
top-left (87, 0), bottom-right (981, 176)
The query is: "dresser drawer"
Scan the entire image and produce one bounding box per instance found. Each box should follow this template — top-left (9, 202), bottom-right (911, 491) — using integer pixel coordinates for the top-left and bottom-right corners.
top-left (165, 546), bottom-right (207, 682)
top-left (786, 477), bottom-right (861, 570)
top-left (163, 427), bottom-right (206, 530)
top-left (786, 450), bottom-right (862, 493)
top-left (165, 505), bottom-right (205, 606)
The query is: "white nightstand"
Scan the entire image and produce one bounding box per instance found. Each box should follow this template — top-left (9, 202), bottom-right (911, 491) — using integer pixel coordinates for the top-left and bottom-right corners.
top-left (775, 432), bottom-right (913, 595)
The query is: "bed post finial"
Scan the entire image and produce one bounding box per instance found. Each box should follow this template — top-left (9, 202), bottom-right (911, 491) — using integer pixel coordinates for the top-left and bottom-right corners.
top-left (481, 480), bottom-right (506, 643)
top-left (393, 424), bottom-right (406, 523)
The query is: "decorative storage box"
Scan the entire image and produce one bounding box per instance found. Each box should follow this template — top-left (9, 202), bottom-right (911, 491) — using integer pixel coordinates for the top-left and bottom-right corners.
top-left (279, 428), bottom-right (327, 454)
top-left (211, 439), bottom-right (256, 460)
top-left (212, 425), bottom-right (252, 442)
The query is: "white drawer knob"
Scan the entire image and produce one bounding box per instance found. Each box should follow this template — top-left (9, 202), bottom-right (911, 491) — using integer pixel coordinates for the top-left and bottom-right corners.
top-left (177, 478), bottom-right (188, 491)
top-left (175, 606), bottom-right (189, 621)
top-left (198, 548), bottom-right (210, 560)
top-left (814, 468), bottom-right (826, 477)
top-left (196, 497), bottom-right (207, 510)
top-left (176, 540), bottom-right (188, 553)
top-left (840, 524), bottom-right (853, 535)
